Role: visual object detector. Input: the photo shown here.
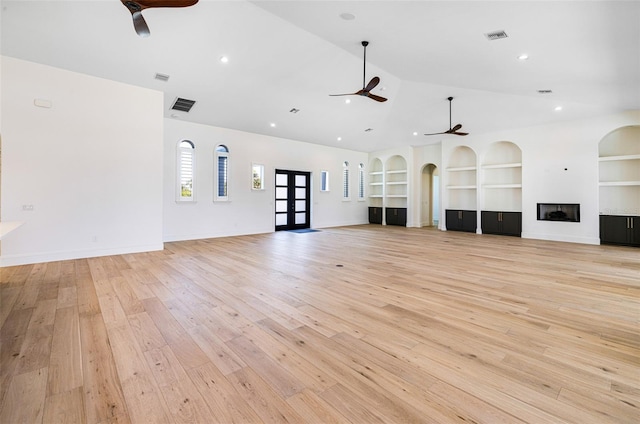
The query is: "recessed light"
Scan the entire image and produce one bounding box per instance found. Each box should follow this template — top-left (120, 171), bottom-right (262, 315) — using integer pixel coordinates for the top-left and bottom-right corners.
top-left (337, 137), bottom-right (342, 141)
top-left (554, 106), bottom-right (563, 111)
top-left (518, 54), bottom-right (529, 60)
top-left (340, 12), bottom-right (355, 20)
top-left (345, 99), bottom-right (351, 104)
top-left (220, 56), bottom-right (229, 63)
top-left (413, 132), bottom-right (418, 136)
top-left (270, 122), bottom-right (276, 127)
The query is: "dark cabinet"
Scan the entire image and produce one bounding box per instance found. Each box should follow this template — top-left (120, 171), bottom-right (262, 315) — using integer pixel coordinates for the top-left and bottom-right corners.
top-left (600, 215), bottom-right (640, 247)
top-left (481, 211), bottom-right (522, 237)
top-left (386, 208), bottom-right (407, 226)
top-left (445, 209), bottom-right (477, 233)
top-left (368, 207), bottom-right (383, 224)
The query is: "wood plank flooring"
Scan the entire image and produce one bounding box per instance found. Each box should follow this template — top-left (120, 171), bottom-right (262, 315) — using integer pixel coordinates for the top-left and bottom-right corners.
top-left (1, 225), bottom-right (638, 423)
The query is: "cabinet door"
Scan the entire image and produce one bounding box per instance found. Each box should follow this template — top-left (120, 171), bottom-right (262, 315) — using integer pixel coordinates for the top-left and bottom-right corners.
top-left (386, 208), bottom-right (407, 226)
top-left (461, 210), bottom-right (477, 233)
top-left (481, 211), bottom-right (501, 235)
top-left (630, 217), bottom-right (640, 247)
top-left (369, 207), bottom-right (382, 224)
top-left (501, 212), bottom-right (522, 237)
top-left (600, 215), bottom-right (629, 245)
top-left (446, 210), bottom-right (462, 231)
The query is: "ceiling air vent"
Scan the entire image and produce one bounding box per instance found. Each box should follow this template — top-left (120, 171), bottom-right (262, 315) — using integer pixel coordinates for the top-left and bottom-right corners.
top-left (485, 30), bottom-right (508, 41)
top-left (154, 73), bottom-right (170, 82)
top-left (171, 97), bottom-right (196, 113)
top-left (537, 89), bottom-right (553, 94)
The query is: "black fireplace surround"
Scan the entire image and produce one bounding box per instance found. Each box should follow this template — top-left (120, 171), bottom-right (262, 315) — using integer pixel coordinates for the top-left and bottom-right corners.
top-left (537, 203), bottom-right (580, 222)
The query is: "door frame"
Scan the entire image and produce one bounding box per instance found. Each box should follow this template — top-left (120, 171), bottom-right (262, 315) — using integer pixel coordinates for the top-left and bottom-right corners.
top-left (274, 169), bottom-right (311, 231)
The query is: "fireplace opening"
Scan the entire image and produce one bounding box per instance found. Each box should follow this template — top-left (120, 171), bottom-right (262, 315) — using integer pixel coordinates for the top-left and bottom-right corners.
top-left (537, 203), bottom-right (580, 222)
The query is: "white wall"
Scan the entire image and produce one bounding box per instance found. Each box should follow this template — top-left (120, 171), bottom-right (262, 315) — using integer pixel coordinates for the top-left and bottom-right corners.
top-left (1, 57), bottom-right (164, 266)
top-left (437, 110), bottom-right (640, 244)
top-left (163, 118), bottom-right (368, 241)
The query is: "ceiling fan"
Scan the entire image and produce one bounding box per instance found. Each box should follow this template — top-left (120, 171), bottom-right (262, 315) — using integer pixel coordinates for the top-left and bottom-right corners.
top-left (425, 97), bottom-right (468, 136)
top-left (330, 41), bottom-right (387, 103)
top-left (121, 0), bottom-right (198, 37)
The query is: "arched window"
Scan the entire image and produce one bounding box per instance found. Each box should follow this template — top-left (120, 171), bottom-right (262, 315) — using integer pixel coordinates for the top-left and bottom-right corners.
top-left (343, 161), bottom-right (350, 200)
top-left (358, 163), bottom-right (365, 200)
top-left (177, 140), bottom-right (195, 201)
top-left (214, 144), bottom-right (229, 201)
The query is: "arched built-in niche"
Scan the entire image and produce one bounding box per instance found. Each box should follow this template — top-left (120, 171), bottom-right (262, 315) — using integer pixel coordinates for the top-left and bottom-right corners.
top-left (598, 126), bottom-right (640, 246)
top-left (420, 163), bottom-right (439, 227)
top-left (445, 146), bottom-right (477, 232)
top-left (479, 141), bottom-right (522, 237)
top-left (368, 157), bottom-right (384, 224)
top-left (385, 155), bottom-right (408, 226)
top-left (446, 146), bottom-right (477, 210)
top-left (481, 141), bottom-right (522, 212)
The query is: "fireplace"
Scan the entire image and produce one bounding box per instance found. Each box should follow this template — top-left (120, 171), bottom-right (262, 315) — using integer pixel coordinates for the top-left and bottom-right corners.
top-left (537, 203), bottom-right (580, 222)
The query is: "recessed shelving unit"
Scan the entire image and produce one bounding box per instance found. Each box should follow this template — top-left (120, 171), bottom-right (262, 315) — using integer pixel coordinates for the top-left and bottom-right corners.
top-left (481, 142), bottom-right (522, 213)
top-left (446, 146), bottom-right (477, 211)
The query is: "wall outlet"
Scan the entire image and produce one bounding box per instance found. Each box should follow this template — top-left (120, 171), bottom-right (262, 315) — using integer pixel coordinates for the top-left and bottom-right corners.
top-left (22, 204), bottom-right (34, 211)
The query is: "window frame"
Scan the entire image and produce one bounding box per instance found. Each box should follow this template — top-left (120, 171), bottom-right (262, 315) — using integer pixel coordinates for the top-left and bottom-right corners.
top-left (176, 140), bottom-right (195, 202)
top-left (320, 170), bottom-right (330, 192)
top-left (252, 163), bottom-right (265, 191)
top-left (214, 144), bottom-right (229, 202)
top-left (342, 161), bottom-right (350, 200)
top-left (357, 162), bottom-right (365, 201)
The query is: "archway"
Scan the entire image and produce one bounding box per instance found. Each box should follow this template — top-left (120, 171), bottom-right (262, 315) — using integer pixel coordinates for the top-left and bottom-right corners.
top-left (420, 163), bottom-right (439, 227)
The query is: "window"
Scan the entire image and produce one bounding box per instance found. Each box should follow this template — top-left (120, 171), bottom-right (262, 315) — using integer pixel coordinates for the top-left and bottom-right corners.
top-left (358, 163), bottom-right (365, 200)
top-left (177, 140), bottom-right (195, 201)
top-left (342, 161), bottom-right (350, 200)
top-left (320, 170), bottom-right (329, 192)
top-left (214, 144), bottom-right (229, 201)
top-left (252, 164), bottom-right (264, 190)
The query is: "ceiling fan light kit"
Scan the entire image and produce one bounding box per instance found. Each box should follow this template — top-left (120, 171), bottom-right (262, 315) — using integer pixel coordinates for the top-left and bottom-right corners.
top-left (121, 0), bottom-right (199, 37)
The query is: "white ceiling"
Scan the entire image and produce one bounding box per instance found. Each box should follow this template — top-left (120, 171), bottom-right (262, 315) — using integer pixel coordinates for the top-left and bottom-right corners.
top-left (2, 0), bottom-right (639, 152)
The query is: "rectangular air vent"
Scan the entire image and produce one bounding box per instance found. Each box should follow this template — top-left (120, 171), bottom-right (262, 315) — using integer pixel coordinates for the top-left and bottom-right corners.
top-left (171, 97), bottom-right (196, 113)
top-left (485, 30), bottom-right (508, 41)
top-left (154, 73), bottom-right (170, 82)
top-left (537, 89), bottom-right (553, 94)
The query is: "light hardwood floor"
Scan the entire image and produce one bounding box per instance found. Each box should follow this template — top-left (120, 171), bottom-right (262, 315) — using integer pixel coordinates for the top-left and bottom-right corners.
top-left (1, 225), bottom-right (638, 423)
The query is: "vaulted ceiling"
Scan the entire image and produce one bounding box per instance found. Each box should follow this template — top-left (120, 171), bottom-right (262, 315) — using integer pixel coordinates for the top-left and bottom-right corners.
top-left (2, 0), bottom-right (639, 152)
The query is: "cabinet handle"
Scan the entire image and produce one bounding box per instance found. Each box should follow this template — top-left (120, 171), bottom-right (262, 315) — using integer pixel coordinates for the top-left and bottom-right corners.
top-left (631, 217), bottom-right (634, 229)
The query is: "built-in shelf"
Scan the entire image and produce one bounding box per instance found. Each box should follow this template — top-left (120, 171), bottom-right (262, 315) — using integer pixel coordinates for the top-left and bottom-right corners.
top-left (386, 170), bottom-right (407, 174)
top-left (482, 162), bottom-right (522, 169)
top-left (369, 171), bottom-right (384, 175)
top-left (386, 181), bottom-right (407, 185)
top-left (447, 166), bottom-right (477, 172)
top-left (448, 185), bottom-right (477, 190)
top-left (370, 182), bottom-right (383, 186)
top-left (483, 184), bottom-right (522, 189)
top-left (598, 154), bottom-right (640, 162)
top-left (369, 194), bottom-right (383, 198)
top-left (386, 195), bottom-right (407, 198)
top-left (599, 181), bottom-right (640, 187)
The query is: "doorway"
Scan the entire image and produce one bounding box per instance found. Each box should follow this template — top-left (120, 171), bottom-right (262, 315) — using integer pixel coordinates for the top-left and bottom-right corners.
top-left (420, 164), bottom-right (440, 227)
top-left (275, 169), bottom-right (311, 231)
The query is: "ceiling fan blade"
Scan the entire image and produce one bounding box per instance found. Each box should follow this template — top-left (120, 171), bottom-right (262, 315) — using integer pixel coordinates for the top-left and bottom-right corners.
top-left (450, 123), bottom-right (462, 132)
top-left (133, 0), bottom-right (198, 8)
top-left (364, 76), bottom-right (380, 92)
top-left (329, 93), bottom-right (356, 97)
top-left (367, 93), bottom-right (388, 102)
top-left (424, 132), bottom-right (447, 136)
top-left (452, 132), bottom-right (469, 136)
top-left (131, 11), bottom-right (150, 37)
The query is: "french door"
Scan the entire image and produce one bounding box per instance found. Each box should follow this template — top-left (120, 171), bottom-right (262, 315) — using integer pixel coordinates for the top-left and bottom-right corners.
top-left (275, 169), bottom-right (311, 231)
